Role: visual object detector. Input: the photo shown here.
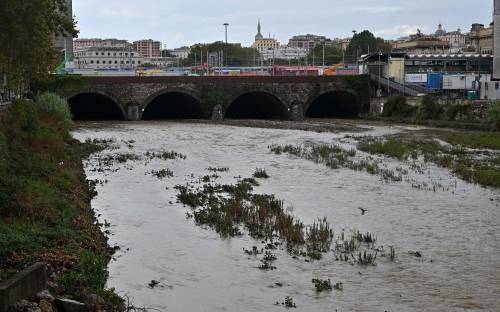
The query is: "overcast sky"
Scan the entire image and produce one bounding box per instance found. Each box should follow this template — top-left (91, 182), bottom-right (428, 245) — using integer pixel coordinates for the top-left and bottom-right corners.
top-left (74, 0), bottom-right (494, 48)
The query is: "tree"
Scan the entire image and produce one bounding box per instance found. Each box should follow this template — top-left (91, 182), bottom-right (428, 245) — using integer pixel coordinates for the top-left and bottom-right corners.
top-left (183, 42), bottom-right (260, 67)
top-left (0, 0), bottom-right (78, 93)
top-left (308, 45), bottom-right (344, 66)
top-left (346, 30), bottom-right (391, 58)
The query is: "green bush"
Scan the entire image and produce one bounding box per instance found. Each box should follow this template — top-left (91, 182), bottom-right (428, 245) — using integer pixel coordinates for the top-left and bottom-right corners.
top-left (443, 102), bottom-right (469, 121)
top-left (57, 251), bottom-right (108, 296)
top-left (382, 95), bottom-right (416, 118)
top-left (34, 92), bottom-right (72, 123)
top-left (486, 101), bottom-right (500, 131)
top-left (417, 95), bottom-right (443, 120)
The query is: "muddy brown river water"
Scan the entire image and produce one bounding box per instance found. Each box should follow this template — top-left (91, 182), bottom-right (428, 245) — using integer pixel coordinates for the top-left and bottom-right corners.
top-left (73, 121), bottom-right (500, 312)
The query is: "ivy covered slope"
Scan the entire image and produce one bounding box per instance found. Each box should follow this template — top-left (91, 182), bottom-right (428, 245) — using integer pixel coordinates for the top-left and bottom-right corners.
top-left (0, 93), bottom-right (123, 309)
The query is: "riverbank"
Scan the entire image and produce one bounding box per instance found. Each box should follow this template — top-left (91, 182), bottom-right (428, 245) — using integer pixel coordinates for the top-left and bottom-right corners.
top-left (0, 98), bottom-right (123, 310)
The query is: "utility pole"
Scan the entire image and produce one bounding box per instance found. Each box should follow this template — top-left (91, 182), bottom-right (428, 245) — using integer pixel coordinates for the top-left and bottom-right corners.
top-left (322, 43), bottom-right (325, 67)
top-left (378, 51), bottom-right (382, 97)
top-left (223, 23), bottom-right (229, 66)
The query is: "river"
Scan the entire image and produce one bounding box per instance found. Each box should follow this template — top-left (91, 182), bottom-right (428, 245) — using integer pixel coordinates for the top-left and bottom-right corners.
top-left (73, 121), bottom-right (500, 312)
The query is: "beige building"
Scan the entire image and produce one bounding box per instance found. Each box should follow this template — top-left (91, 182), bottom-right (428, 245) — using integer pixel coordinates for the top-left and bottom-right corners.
top-left (435, 24), bottom-right (468, 53)
top-left (470, 23), bottom-right (494, 54)
top-left (133, 39), bottom-right (161, 58)
top-left (252, 20), bottom-right (280, 54)
top-left (288, 34), bottom-right (330, 50)
top-left (394, 36), bottom-right (450, 54)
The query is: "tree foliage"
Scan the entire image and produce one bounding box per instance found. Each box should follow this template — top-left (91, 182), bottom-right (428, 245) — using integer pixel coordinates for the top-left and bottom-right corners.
top-left (307, 45), bottom-right (345, 66)
top-left (0, 0), bottom-right (78, 91)
top-left (347, 30), bottom-right (392, 57)
top-left (184, 42), bottom-right (260, 67)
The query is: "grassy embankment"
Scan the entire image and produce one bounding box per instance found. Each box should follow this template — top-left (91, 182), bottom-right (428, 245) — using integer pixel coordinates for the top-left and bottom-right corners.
top-left (0, 94), bottom-right (123, 308)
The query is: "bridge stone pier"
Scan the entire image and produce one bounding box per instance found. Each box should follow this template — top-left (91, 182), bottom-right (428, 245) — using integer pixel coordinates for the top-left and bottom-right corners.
top-left (60, 76), bottom-right (370, 121)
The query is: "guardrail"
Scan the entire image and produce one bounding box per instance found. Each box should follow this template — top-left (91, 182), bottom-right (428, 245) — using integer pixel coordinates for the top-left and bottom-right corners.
top-left (370, 74), bottom-right (422, 97)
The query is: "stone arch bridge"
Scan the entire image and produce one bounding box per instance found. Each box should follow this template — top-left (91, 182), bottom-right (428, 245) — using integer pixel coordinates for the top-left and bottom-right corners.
top-left (58, 76), bottom-right (370, 121)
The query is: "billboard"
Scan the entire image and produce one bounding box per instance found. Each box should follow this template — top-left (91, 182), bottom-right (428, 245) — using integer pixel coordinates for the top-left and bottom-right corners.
top-left (494, 0), bottom-right (500, 80)
top-left (405, 73), bottom-right (427, 83)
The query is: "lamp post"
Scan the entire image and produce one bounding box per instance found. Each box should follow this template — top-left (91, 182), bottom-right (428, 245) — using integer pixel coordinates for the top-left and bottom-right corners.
top-left (378, 50), bottom-right (382, 97)
top-left (223, 23), bottom-right (229, 66)
top-left (322, 43), bottom-right (325, 67)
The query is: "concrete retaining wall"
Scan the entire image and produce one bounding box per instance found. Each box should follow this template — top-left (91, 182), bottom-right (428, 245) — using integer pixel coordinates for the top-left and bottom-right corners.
top-left (0, 263), bottom-right (47, 312)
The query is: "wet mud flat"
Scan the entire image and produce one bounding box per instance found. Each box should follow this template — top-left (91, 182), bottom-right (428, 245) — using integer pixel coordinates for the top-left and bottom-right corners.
top-left (74, 121), bottom-right (500, 312)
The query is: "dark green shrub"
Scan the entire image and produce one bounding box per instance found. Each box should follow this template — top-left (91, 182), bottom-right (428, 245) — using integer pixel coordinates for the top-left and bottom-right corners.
top-left (382, 95), bottom-right (416, 118)
top-left (443, 102), bottom-right (469, 121)
top-left (417, 95), bottom-right (443, 120)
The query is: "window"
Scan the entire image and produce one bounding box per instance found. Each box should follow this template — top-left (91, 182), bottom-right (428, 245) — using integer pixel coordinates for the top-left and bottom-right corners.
top-left (96, 52), bottom-right (99, 56)
top-left (96, 60), bottom-right (100, 64)
top-left (101, 52), bottom-right (105, 56)
top-left (131, 53), bottom-right (134, 56)
top-left (119, 53), bottom-right (122, 56)
top-left (90, 60), bottom-right (94, 64)
top-left (121, 60), bottom-right (124, 64)
top-left (126, 61), bottom-right (129, 64)
top-left (109, 60), bottom-right (112, 64)
top-left (115, 60), bottom-right (118, 64)
top-left (132, 61), bottom-right (135, 64)
top-left (496, 83), bottom-right (499, 90)
top-left (108, 53), bottom-right (111, 56)
top-left (138, 61), bottom-right (141, 64)
top-left (485, 82), bottom-right (489, 90)
top-left (125, 53), bottom-right (128, 56)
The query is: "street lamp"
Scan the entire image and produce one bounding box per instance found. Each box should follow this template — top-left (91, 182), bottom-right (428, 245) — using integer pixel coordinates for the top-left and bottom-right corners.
top-left (223, 23), bottom-right (229, 66)
top-left (378, 51), bottom-right (383, 98)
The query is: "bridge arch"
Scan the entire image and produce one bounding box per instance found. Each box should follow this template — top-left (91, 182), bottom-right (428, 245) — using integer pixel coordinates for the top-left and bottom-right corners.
top-left (67, 92), bottom-right (126, 120)
top-left (142, 89), bottom-right (206, 120)
top-left (225, 91), bottom-right (289, 120)
top-left (305, 90), bottom-right (361, 118)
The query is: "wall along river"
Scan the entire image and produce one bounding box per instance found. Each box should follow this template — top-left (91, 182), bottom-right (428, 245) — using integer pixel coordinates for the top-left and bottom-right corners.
top-left (73, 121), bottom-right (500, 312)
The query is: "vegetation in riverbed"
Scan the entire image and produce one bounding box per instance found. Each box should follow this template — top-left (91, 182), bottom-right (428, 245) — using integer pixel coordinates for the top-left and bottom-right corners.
top-left (0, 95), bottom-right (123, 308)
top-left (275, 296), bottom-right (297, 308)
top-left (145, 150), bottom-right (187, 160)
top-left (269, 143), bottom-right (402, 182)
top-left (357, 132), bottom-right (500, 188)
top-left (253, 168), bottom-right (270, 179)
top-left (148, 169), bottom-right (174, 179)
top-left (312, 279), bottom-right (332, 292)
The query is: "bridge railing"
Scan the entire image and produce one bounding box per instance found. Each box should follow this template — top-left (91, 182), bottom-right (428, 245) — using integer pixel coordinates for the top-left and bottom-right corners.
top-left (370, 74), bottom-right (422, 97)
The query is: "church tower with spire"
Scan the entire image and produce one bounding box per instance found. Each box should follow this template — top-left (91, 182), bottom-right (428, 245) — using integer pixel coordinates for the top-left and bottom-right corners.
top-left (255, 19), bottom-right (264, 40)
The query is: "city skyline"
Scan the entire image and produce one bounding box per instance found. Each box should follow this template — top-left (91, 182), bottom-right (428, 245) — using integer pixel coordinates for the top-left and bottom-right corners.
top-left (74, 0), bottom-right (493, 48)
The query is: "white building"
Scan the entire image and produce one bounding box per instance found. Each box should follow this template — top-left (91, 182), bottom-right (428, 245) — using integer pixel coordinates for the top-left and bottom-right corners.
top-left (170, 47), bottom-right (191, 59)
top-left (478, 74), bottom-right (500, 99)
top-left (261, 46), bottom-right (308, 61)
top-left (74, 47), bottom-right (144, 69)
